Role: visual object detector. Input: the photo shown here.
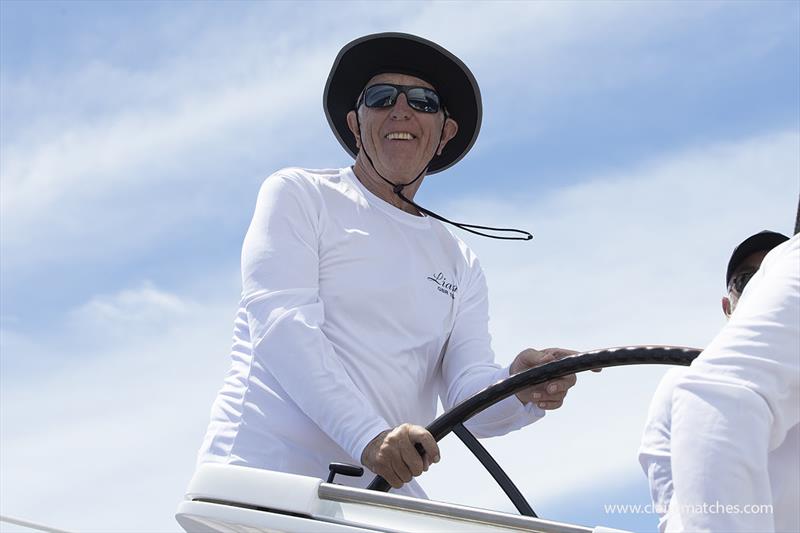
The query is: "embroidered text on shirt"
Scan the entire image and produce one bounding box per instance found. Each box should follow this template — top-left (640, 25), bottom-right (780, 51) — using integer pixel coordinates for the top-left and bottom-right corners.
top-left (427, 272), bottom-right (458, 299)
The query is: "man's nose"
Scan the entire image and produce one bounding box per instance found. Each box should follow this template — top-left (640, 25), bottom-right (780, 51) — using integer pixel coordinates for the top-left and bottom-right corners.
top-left (390, 93), bottom-right (412, 119)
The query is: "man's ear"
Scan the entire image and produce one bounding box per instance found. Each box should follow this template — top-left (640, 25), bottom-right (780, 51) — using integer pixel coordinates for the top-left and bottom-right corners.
top-left (722, 296), bottom-right (732, 318)
top-left (346, 110), bottom-right (361, 149)
top-left (437, 117), bottom-right (459, 155)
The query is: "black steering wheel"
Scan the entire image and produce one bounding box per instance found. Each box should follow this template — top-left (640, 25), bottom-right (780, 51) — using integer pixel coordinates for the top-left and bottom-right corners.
top-left (366, 345), bottom-right (700, 518)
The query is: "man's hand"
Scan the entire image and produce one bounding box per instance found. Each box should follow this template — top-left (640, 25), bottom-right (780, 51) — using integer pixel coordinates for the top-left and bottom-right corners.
top-left (510, 348), bottom-right (580, 409)
top-left (361, 424), bottom-right (440, 489)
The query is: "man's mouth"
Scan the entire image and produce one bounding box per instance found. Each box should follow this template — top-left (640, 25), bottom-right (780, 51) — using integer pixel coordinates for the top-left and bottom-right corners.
top-left (384, 132), bottom-right (416, 140)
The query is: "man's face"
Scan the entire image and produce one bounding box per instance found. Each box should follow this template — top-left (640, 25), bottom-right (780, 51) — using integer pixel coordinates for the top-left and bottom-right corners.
top-left (346, 73), bottom-right (458, 180)
top-left (723, 250), bottom-right (769, 317)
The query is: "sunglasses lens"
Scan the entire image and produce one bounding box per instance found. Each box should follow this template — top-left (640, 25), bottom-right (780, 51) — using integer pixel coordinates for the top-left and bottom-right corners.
top-left (362, 85), bottom-right (441, 113)
top-left (364, 85), bottom-right (398, 108)
top-left (406, 88), bottom-right (440, 113)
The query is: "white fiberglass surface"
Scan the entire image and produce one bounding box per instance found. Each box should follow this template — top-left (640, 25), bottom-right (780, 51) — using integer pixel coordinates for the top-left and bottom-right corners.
top-left (177, 495), bottom-right (599, 533)
top-left (178, 500), bottom-right (550, 533)
top-left (178, 465), bottom-right (619, 533)
top-left (177, 501), bottom-right (377, 533)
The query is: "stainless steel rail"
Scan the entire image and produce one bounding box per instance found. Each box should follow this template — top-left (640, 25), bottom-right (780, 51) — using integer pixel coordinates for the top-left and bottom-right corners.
top-left (318, 483), bottom-right (593, 533)
top-left (0, 515), bottom-right (73, 533)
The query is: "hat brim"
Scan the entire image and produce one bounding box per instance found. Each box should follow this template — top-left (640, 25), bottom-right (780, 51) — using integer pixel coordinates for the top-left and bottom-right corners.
top-left (324, 32), bottom-right (481, 175)
top-left (726, 230), bottom-right (790, 286)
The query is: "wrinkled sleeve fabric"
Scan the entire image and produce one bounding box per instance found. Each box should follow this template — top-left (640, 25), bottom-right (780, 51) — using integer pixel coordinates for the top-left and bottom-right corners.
top-left (639, 368), bottom-right (684, 530)
top-left (668, 235), bottom-right (800, 532)
top-left (440, 256), bottom-right (544, 437)
top-left (242, 171), bottom-right (390, 463)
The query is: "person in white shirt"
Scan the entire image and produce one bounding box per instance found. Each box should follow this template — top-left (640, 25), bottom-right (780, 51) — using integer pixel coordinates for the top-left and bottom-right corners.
top-left (195, 33), bottom-right (579, 496)
top-left (638, 230), bottom-right (789, 531)
top-left (642, 220), bottom-right (798, 532)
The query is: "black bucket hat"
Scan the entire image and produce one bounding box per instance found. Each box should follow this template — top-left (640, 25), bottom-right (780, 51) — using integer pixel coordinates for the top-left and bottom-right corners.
top-left (726, 230), bottom-right (789, 287)
top-left (323, 32), bottom-right (482, 174)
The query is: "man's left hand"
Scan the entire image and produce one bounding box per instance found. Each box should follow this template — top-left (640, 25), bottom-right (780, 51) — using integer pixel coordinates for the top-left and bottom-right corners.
top-left (510, 348), bottom-right (578, 409)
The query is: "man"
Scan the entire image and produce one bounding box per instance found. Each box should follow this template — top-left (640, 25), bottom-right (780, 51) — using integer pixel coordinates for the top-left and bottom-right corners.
top-left (638, 230), bottom-right (790, 532)
top-left (195, 33), bottom-right (578, 497)
top-left (668, 224), bottom-right (799, 532)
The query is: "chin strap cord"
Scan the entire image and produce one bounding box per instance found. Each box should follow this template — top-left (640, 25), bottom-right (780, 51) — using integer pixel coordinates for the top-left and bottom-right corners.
top-left (355, 113), bottom-right (533, 241)
top-left (392, 185), bottom-right (533, 241)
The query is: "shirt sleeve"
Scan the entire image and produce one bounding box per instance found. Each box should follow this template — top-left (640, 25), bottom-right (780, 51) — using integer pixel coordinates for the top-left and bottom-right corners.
top-left (439, 256), bottom-right (544, 437)
top-left (638, 368), bottom-right (684, 526)
top-left (668, 235), bottom-right (800, 532)
top-left (241, 171), bottom-right (390, 464)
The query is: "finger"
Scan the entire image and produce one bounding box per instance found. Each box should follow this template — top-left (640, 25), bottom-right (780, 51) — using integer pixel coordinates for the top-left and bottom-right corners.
top-left (413, 429), bottom-right (440, 464)
top-left (539, 392), bottom-right (568, 404)
top-left (545, 381), bottom-right (562, 395)
top-left (378, 464), bottom-right (403, 489)
top-left (525, 374), bottom-right (575, 402)
top-left (392, 456), bottom-right (414, 484)
top-left (543, 376), bottom-right (574, 395)
top-left (399, 439), bottom-right (424, 477)
top-left (387, 470), bottom-right (404, 489)
top-left (521, 348), bottom-right (555, 367)
top-left (412, 442), bottom-right (431, 471)
top-left (537, 400), bottom-right (564, 409)
top-left (542, 347), bottom-right (580, 359)
top-left (547, 375), bottom-right (576, 393)
top-left (528, 382), bottom-right (549, 401)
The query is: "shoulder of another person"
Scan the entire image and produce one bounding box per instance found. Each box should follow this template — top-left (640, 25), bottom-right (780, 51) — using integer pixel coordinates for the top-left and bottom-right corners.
top-left (662, 367), bottom-right (686, 385)
top-left (650, 367), bottom-right (686, 409)
top-left (762, 233), bottom-right (799, 269)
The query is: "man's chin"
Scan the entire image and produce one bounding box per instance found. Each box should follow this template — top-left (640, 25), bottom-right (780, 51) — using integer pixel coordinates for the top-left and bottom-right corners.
top-left (382, 167), bottom-right (426, 182)
top-left (375, 157), bottom-right (428, 181)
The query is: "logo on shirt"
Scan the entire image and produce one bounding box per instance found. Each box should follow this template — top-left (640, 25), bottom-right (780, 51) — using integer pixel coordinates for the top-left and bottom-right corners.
top-left (427, 272), bottom-right (458, 299)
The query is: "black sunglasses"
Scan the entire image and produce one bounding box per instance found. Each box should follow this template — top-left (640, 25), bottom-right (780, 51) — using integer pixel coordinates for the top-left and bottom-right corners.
top-left (728, 269), bottom-right (758, 296)
top-left (359, 83), bottom-right (442, 114)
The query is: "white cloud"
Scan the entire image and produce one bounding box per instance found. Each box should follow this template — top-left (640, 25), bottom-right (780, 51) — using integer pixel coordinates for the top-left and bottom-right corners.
top-left (2, 0), bottom-right (772, 273)
top-left (1, 283), bottom-right (236, 532)
top-left (69, 281), bottom-right (187, 328)
top-left (0, 50), bottom-right (333, 270)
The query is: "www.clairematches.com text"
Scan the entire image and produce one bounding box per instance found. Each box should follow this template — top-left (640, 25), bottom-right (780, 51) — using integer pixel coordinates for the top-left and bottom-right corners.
top-left (604, 502), bottom-right (773, 516)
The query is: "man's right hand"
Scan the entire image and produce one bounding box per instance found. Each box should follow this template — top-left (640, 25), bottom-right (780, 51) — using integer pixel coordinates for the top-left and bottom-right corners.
top-left (360, 423), bottom-right (440, 489)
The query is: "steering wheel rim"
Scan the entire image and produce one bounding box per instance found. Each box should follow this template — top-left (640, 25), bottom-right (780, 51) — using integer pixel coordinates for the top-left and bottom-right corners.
top-left (366, 345), bottom-right (701, 512)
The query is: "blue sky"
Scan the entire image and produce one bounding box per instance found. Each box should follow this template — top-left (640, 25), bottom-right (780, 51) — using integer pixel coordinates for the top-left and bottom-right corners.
top-left (1, 1), bottom-right (798, 532)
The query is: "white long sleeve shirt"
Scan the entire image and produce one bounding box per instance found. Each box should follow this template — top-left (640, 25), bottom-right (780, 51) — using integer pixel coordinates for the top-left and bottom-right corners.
top-left (667, 234), bottom-right (800, 532)
top-left (638, 367), bottom-right (685, 532)
top-left (196, 167), bottom-right (543, 497)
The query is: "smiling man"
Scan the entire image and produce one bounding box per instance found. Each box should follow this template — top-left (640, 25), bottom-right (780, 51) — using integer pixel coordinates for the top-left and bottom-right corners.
top-left (194, 33), bottom-right (578, 497)
top-left (345, 73), bottom-right (456, 215)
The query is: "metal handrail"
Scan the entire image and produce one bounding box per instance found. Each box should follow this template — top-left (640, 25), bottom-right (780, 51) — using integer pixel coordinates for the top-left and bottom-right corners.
top-left (366, 345), bottom-right (701, 515)
top-left (0, 514), bottom-right (73, 533)
top-left (319, 482), bottom-right (593, 533)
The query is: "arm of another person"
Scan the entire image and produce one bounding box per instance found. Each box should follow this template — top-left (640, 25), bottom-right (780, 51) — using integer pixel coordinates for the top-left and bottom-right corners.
top-left (669, 236), bottom-right (800, 532)
top-left (638, 368), bottom-right (684, 527)
top-left (241, 171), bottom-right (390, 465)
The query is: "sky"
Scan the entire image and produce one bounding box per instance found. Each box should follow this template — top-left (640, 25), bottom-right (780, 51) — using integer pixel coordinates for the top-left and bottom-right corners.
top-left (1, 1), bottom-right (798, 532)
